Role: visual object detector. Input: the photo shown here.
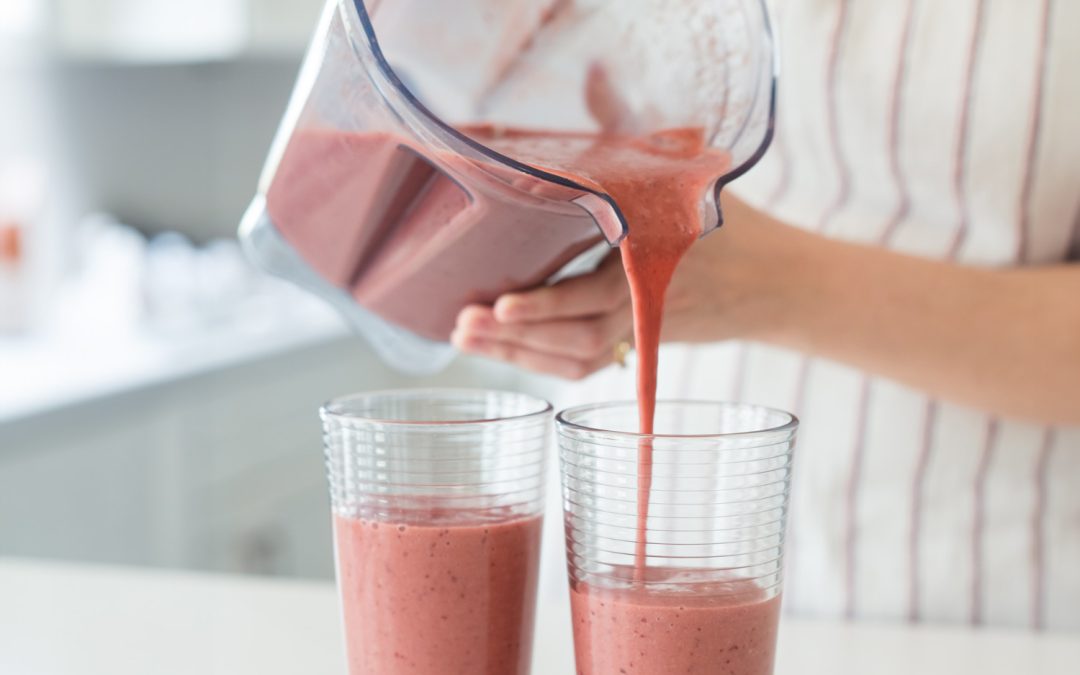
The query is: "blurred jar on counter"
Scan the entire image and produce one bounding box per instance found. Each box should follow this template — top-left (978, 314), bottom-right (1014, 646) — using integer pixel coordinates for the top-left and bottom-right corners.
top-left (0, 161), bottom-right (47, 335)
top-left (0, 219), bottom-right (24, 333)
top-left (1, 0), bottom-right (76, 335)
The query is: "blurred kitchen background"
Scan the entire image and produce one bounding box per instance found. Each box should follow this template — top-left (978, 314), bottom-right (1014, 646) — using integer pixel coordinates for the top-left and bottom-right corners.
top-left (0, 0), bottom-right (553, 580)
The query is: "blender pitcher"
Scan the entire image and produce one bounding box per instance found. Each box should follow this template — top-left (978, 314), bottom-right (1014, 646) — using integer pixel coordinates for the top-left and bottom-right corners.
top-left (240, 0), bottom-right (777, 374)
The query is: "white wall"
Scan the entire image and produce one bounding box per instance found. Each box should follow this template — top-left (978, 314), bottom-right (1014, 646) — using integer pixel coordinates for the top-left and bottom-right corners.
top-left (54, 58), bottom-right (302, 243)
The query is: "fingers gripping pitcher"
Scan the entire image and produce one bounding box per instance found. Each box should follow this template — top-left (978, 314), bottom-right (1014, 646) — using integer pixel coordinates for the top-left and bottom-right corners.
top-left (240, 0), bottom-right (777, 374)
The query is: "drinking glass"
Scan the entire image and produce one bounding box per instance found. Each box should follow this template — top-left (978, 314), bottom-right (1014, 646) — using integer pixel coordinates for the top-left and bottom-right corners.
top-left (322, 389), bottom-right (552, 675)
top-left (557, 401), bottom-right (798, 675)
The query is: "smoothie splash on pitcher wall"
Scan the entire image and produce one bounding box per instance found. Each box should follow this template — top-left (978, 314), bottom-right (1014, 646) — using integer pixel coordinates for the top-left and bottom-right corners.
top-left (241, 1), bottom-right (786, 674)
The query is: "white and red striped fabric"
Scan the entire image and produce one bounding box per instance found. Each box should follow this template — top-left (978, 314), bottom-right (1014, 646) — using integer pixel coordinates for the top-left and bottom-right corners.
top-left (565, 0), bottom-right (1080, 630)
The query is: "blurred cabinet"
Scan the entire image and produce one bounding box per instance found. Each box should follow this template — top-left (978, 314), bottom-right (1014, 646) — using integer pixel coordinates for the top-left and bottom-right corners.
top-left (53, 0), bottom-right (324, 62)
top-left (0, 337), bottom-right (524, 579)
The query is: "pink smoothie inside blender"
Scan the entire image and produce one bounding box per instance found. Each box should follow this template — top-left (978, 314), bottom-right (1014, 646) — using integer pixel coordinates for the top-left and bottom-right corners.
top-left (334, 510), bottom-right (543, 675)
top-left (265, 128), bottom-right (606, 342)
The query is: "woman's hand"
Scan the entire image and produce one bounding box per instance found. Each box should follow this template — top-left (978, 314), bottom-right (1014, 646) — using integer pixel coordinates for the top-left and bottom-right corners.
top-left (451, 187), bottom-right (1080, 424)
top-left (450, 194), bottom-right (810, 379)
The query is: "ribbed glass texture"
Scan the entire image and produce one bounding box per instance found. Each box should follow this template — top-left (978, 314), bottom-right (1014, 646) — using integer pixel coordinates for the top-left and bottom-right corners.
top-left (321, 389), bottom-right (552, 522)
top-left (557, 401), bottom-right (798, 598)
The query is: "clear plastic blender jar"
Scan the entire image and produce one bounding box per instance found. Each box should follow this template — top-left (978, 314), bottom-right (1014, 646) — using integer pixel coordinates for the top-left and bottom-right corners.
top-left (240, 0), bottom-right (776, 374)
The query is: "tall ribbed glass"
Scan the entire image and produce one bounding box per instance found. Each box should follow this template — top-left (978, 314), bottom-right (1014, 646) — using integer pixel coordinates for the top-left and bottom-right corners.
top-left (321, 389), bottom-right (551, 675)
top-left (557, 401), bottom-right (798, 675)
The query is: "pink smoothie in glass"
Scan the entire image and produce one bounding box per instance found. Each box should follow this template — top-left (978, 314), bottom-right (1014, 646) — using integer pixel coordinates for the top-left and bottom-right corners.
top-left (569, 573), bottom-right (781, 675)
top-left (333, 511), bottom-right (543, 675)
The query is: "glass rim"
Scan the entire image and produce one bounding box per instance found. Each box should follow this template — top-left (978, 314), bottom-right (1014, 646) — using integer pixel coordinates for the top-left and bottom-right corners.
top-left (320, 388), bottom-right (553, 428)
top-left (556, 400), bottom-right (799, 441)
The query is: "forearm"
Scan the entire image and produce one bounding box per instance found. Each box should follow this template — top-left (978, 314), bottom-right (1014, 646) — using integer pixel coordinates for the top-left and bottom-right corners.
top-left (765, 231), bottom-right (1080, 425)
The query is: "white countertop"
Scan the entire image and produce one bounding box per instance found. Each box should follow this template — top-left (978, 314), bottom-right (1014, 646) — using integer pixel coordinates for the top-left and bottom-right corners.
top-left (1, 559), bottom-right (1078, 675)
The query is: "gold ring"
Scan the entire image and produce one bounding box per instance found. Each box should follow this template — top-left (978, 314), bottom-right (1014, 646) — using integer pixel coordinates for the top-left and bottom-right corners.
top-left (613, 341), bottom-right (632, 369)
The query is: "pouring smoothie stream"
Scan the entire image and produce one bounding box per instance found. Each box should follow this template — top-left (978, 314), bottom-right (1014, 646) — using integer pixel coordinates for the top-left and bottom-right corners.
top-left (472, 126), bottom-right (785, 675)
top-left (468, 125), bottom-right (724, 573)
